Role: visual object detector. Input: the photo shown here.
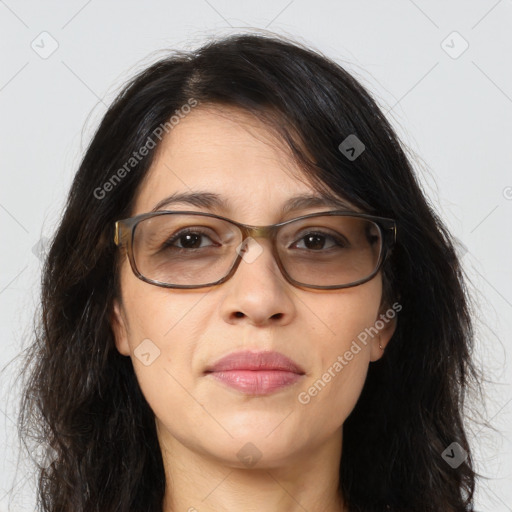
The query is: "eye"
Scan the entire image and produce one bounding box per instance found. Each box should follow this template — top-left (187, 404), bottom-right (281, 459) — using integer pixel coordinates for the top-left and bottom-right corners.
top-left (292, 231), bottom-right (347, 251)
top-left (163, 228), bottom-right (219, 250)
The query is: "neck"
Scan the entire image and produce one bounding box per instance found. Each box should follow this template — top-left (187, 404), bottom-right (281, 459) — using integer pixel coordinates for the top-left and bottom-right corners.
top-left (158, 423), bottom-right (346, 512)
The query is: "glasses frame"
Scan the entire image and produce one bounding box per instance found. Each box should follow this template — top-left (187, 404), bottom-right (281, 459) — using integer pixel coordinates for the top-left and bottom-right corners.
top-left (114, 210), bottom-right (397, 290)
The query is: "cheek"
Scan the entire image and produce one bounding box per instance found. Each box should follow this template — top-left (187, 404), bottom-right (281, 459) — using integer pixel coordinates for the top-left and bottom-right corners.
top-left (297, 284), bottom-right (381, 429)
top-left (121, 269), bottom-right (200, 355)
top-left (119, 279), bottom-right (202, 415)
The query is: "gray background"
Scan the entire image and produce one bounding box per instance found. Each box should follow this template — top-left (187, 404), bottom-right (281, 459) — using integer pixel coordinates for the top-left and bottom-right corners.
top-left (1, 0), bottom-right (511, 510)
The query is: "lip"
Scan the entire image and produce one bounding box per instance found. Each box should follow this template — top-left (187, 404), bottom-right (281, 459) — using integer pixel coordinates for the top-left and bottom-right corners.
top-left (204, 350), bottom-right (305, 395)
top-left (205, 350), bottom-right (305, 373)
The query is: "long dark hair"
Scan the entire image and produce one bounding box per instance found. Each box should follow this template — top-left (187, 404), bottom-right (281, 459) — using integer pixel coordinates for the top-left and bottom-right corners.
top-left (17, 32), bottom-right (482, 511)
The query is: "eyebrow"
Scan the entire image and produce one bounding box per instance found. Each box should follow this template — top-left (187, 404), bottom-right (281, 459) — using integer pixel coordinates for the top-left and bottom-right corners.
top-left (150, 191), bottom-right (356, 215)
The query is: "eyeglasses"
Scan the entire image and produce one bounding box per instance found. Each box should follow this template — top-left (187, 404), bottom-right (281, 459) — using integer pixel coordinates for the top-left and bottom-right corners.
top-left (114, 210), bottom-right (396, 290)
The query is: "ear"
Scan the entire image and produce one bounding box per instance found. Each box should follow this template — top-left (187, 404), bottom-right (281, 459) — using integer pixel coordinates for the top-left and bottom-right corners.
top-left (369, 308), bottom-right (397, 362)
top-left (110, 298), bottom-right (131, 356)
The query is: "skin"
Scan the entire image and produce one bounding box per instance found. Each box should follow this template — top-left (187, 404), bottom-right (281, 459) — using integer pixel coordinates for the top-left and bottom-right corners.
top-left (111, 105), bottom-right (397, 512)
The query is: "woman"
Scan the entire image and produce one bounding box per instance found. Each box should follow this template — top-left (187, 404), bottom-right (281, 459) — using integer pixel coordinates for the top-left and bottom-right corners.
top-left (19, 33), bottom-right (481, 511)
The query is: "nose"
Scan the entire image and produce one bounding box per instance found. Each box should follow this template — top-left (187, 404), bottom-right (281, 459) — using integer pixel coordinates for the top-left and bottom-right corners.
top-left (219, 237), bottom-right (296, 326)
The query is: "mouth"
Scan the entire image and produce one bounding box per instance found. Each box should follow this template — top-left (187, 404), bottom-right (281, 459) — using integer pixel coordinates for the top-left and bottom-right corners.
top-left (204, 350), bottom-right (305, 395)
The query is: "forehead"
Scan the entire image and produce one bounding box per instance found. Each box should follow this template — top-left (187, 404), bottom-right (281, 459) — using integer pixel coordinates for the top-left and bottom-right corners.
top-left (132, 106), bottom-right (358, 220)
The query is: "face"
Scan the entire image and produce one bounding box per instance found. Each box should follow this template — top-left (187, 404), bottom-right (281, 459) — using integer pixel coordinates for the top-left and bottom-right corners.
top-left (111, 105), bottom-right (396, 469)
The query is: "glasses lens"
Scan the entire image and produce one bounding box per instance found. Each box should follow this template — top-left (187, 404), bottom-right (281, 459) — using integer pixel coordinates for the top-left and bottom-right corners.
top-left (277, 215), bottom-right (383, 287)
top-left (133, 214), bottom-right (242, 286)
top-left (132, 213), bottom-right (383, 288)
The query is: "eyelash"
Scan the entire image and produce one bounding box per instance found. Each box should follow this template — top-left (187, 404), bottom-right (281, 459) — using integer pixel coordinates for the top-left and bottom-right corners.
top-left (163, 228), bottom-right (347, 251)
